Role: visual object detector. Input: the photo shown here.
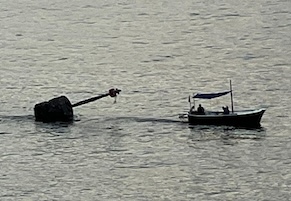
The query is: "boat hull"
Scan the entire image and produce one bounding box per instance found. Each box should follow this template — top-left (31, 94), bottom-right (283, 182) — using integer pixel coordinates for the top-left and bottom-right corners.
top-left (188, 108), bottom-right (266, 128)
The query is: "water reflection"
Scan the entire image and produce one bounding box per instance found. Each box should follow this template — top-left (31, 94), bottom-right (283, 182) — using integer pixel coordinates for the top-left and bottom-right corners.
top-left (188, 125), bottom-right (267, 144)
top-left (34, 121), bottom-right (74, 136)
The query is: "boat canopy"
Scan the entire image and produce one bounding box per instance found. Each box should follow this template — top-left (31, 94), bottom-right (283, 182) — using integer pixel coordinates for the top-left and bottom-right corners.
top-left (193, 91), bottom-right (231, 99)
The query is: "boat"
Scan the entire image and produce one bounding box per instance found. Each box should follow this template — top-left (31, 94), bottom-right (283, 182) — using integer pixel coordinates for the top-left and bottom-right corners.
top-left (186, 80), bottom-right (266, 128)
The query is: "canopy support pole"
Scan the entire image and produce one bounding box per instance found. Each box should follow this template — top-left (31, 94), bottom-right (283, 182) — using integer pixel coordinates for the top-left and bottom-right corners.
top-left (188, 95), bottom-right (191, 109)
top-left (230, 80), bottom-right (234, 113)
top-left (189, 96), bottom-right (196, 111)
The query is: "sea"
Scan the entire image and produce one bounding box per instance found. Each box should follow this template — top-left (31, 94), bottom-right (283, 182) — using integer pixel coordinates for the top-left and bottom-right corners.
top-left (0, 0), bottom-right (290, 200)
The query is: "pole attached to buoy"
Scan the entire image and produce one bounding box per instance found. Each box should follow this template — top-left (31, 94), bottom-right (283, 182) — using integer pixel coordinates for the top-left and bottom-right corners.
top-left (34, 88), bottom-right (121, 123)
top-left (72, 88), bottom-right (121, 107)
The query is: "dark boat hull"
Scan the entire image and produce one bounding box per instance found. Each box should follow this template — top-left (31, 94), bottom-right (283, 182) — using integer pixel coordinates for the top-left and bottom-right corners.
top-left (188, 108), bottom-right (266, 128)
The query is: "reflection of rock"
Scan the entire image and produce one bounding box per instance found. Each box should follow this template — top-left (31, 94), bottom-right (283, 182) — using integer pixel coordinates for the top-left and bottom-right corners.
top-left (34, 96), bottom-right (73, 123)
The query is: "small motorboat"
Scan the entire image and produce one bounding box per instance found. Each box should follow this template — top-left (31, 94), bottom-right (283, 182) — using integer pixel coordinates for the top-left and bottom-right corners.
top-left (186, 81), bottom-right (266, 128)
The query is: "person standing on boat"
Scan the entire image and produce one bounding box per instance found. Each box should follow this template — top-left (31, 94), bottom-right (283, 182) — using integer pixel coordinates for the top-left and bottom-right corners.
top-left (197, 104), bottom-right (205, 114)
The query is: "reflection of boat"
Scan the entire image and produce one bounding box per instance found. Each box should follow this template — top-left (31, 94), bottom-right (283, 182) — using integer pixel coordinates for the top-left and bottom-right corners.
top-left (187, 81), bottom-right (266, 128)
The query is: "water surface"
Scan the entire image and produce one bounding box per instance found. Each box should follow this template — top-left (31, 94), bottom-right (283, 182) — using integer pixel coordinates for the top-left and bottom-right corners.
top-left (1, 0), bottom-right (291, 200)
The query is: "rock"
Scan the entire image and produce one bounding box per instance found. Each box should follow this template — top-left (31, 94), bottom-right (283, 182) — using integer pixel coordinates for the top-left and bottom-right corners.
top-left (34, 96), bottom-right (73, 122)
top-left (33, 88), bottom-right (121, 123)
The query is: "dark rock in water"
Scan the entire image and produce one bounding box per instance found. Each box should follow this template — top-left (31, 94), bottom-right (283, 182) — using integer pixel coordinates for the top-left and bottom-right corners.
top-left (34, 96), bottom-right (73, 122)
top-left (34, 88), bottom-right (121, 123)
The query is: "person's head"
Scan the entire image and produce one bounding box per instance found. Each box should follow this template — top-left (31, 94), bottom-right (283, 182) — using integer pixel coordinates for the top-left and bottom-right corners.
top-left (199, 104), bottom-right (202, 107)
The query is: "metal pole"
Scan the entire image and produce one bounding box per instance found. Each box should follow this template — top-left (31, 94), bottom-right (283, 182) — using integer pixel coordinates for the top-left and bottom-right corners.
top-left (230, 80), bottom-right (234, 113)
top-left (188, 95), bottom-right (191, 109)
top-left (72, 88), bottom-right (121, 108)
top-left (72, 93), bottom-right (109, 107)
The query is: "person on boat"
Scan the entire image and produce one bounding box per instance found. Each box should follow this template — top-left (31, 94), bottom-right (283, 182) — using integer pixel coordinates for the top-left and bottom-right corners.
top-left (222, 106), bottom-right (230, 114)
top-left (197, 104), bottom-right (205, 114)
top-left (190, 105), bottom-right (195, 112)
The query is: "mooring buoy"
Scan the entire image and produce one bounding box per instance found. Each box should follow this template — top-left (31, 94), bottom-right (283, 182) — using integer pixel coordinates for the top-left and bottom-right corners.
top-left (34, 88), bottom-right (121, 122)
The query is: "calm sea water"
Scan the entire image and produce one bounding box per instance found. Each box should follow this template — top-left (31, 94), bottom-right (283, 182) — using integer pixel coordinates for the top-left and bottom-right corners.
top-left (1, 0), bottom-right (291, 200)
